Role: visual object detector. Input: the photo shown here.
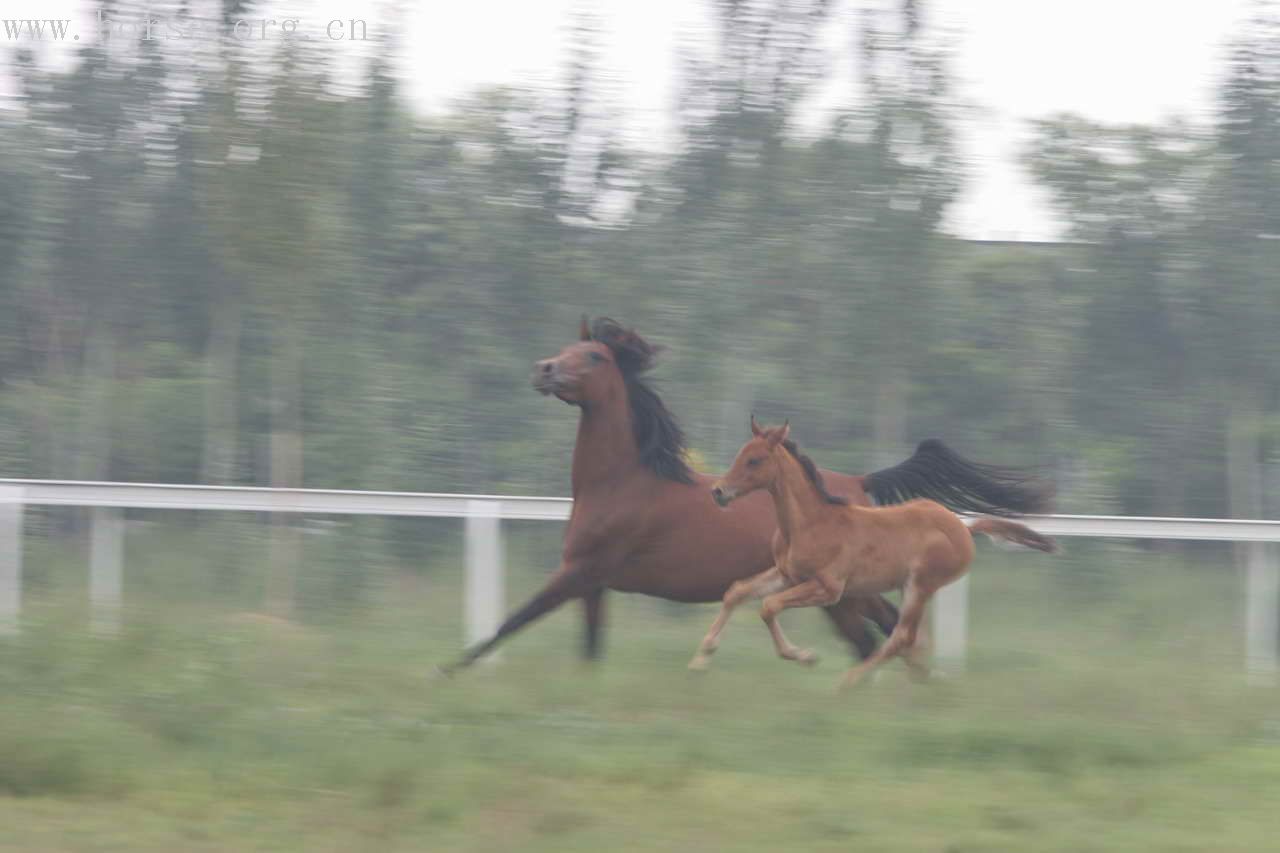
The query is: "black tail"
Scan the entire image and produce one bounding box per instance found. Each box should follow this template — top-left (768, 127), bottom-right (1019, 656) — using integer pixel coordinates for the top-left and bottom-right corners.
top-left (864, 439), bottom-right (1054, 517)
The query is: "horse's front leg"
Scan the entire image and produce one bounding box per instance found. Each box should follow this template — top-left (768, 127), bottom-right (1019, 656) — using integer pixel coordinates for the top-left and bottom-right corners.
top-left (688, 567), bottom-right (788, 670)
top-left (760, 575), bottom-right (845, 665)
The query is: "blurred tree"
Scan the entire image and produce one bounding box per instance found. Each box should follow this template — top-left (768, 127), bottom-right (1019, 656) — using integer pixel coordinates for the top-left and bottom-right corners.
top-left (2, 0), bottom-right (1279, 606)
top-left (841, 0), bottom-right (962, 467)
top-left (1025, 117), bottom-right (1215, 516)
top-left (1200, 3), bottom-right (1280, 528)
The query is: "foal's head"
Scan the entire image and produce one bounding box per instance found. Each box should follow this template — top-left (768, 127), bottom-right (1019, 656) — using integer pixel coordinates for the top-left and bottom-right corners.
top-left (710, 416), bottom-right (790, 507)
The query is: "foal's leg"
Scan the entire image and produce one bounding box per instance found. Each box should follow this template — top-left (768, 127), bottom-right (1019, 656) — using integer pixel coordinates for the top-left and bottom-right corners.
top-left (688, 567), bottom-right (788, 670)
top-left (902, 601), bottom-right (932, 681)
top-left (759, 577), bottom-right (845, 666)
top-left (839, 581), bottom-right (932, 691)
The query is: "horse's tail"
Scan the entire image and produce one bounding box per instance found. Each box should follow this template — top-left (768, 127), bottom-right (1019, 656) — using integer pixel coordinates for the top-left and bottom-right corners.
top-left (967, 517), bottom-right (1058, 553)
top-left (863, 439), bottom-right (1054, 517)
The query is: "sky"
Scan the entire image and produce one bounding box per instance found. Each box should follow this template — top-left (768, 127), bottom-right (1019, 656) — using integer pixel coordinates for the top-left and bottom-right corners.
top-left (2, 0), bottom-right (1257, 240)
top-left (403, 0), bottom-right (1254, 240)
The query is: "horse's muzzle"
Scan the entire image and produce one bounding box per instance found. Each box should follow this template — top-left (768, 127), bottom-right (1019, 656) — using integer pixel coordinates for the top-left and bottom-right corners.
top-left (711, 485), bottom-right (734, 508)
top-left (532, 360), bottom-right (562, 395)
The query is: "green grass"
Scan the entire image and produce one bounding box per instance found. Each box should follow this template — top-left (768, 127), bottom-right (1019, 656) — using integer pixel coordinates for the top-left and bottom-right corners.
top-left (1, 525), bottom-right (1278, 851)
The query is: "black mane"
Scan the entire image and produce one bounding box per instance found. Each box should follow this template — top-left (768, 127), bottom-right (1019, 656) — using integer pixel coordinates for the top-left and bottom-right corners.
top-left (780, 438), bottom-right (849, 505)
top-left (590, 317), bottom-right (695, 485)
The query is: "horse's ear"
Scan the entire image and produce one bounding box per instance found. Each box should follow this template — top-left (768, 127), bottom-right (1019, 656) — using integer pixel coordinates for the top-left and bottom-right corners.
top-left (750, 413), bottom-right (763, 437)
top-left (579, 314), bottom-right (591, 341)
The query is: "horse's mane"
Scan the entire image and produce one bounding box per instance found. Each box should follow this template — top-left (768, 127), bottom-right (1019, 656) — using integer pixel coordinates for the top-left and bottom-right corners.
top-left (779, 438), bottom-right (849, 505)
top-left (589, 317), bottom-right (695, 485)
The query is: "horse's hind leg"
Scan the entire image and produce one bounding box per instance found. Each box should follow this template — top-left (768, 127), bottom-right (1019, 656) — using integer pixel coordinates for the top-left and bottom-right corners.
top-left (863, 594), bottom-right (900, 642)
top-left (819, 594), bottom-right (890, 660)
top-left (439, 562), bottom-right (595, 675)
top-left (689, 567), bottom-right (787, 670)
top-left (581, 587), bottom-right (606, 661)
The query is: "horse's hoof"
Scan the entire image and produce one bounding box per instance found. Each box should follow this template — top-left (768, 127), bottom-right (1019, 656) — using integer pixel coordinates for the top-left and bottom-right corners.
top-left (795, 649), bottom-right (819, 666)
top-left (688, 656), bottom-right (712, 671)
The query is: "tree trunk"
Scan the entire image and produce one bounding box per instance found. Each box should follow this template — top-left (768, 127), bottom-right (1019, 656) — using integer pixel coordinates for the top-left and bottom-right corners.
top-left (718, 374), bottom-right (754, 469)
top-left (200, 296), bottom-right (241, 484)
top-left (75, 325), bottom-right (115, 482)
top-left (872, 363), bottom-right (908, 470)
top-left (34, 316), bottom-right (65, 480)
top-left (1226, 384), bottom-right (1263, 568)
top-left (266, 324), bottom-right (303, 619)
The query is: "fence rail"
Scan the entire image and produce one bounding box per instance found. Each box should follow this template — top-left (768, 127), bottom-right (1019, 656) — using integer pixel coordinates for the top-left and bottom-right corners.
top-left (1, 479), bottom-right (1276, 682)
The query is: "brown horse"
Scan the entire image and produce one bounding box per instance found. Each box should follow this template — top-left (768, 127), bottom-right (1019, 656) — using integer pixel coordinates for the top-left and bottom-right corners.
top-left (692, 418), bottom-right (1057, 688)
top-left (441, 317), bottom-right (1052, 673)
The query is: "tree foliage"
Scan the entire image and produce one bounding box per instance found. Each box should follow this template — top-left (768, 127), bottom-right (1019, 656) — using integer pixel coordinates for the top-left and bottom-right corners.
top-left (0, 0), bottom-right (1276, 545)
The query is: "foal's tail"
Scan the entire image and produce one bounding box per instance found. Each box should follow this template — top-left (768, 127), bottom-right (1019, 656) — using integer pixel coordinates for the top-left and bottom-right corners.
top-left (967, 517), bottom-right (1058, 553)
top-left (864, 439), bottom-right (1054, 517)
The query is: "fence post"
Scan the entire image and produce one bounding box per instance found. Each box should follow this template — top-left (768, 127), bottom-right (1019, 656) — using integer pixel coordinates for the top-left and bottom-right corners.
top-left (90, 507), bottom-right (124, 636)
top-left (1245, 542), bottom-right (1278, 686)
top-left (0, 485), bottom-right (21, 635)
top-left (931, 574), bottom-right (969, 674)
top-left (464, 500), bottom-right (504, 662)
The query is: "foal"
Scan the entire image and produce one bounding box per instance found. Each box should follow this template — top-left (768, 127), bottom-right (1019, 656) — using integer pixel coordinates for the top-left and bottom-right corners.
top-left (689, 418), bottom-right (1057, 689)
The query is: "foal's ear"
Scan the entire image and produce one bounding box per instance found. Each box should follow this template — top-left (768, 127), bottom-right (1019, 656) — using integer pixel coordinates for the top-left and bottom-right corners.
top-left (750, 413), bottom-right (763, 437)
top-left (766, 420), bottom-right (790, 447)
top-left (579, 314), bottom-right (592, 341)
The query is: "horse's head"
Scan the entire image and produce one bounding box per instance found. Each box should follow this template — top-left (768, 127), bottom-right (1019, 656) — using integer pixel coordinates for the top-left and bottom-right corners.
top-left (711, 416), bottom-right (790, 507)
top-left (532, 315), bottom-right (658, 407)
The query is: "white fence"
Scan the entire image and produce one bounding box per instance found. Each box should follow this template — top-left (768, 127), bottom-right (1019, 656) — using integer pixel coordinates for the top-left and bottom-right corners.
top-left (1, 479), bottom-right (1277, 683)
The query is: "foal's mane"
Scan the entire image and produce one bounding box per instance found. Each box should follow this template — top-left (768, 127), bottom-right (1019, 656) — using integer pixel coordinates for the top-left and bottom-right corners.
top-left (779, 438), bottom-right (849, 506)
top-left (589, 317), bottom-right (695, 485)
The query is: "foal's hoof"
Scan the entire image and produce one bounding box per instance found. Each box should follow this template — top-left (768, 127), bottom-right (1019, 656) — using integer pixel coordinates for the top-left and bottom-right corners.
top-left (687, 655), bottom-right (712, 672)
top-left (793, 648), bottom-right (820, 666)
top-left (837, 671), bottom-right (866, 692)
top-left (905, 665), bottom-right (932, 684)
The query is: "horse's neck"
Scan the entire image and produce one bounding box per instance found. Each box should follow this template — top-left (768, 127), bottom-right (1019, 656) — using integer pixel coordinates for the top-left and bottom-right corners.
top-left (768, 451), bottom-right (844, 539)
top-left (571, 391), bottom-right (640, 495)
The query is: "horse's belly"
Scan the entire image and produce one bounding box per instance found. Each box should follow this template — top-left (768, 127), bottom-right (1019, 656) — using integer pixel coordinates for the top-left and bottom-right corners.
top-left (606, 546), bottom-right (773, 603)
top-left (577, 485), bottom-right (778, 603)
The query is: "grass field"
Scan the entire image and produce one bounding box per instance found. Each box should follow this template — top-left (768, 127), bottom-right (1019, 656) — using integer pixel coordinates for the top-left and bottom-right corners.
top-left (2, 519), bottom-right (1279, 851)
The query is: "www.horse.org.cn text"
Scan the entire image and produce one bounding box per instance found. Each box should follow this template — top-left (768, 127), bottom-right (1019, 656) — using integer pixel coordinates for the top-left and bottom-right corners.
top-left (98, 13), bottom-right (370, 42)
top-left (1, 13), bottom-right (371, 44)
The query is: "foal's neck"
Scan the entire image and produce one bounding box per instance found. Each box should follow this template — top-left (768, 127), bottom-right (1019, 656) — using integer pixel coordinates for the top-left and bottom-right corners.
top-left (571, 384), bottom-right (640, 495)
top-left (767, 449), bottom-right (842, 539)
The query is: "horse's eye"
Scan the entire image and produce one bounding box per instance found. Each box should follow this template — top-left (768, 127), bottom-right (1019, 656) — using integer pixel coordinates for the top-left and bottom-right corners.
top-left (588, 352), bottom-right (605, 364)
top-left (746, 458), bottom-right (762, 468)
